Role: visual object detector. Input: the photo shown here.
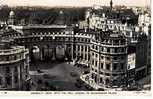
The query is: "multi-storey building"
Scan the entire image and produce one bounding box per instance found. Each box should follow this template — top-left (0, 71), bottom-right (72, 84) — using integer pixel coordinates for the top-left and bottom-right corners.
top-left (86, 5), bottom-right (137, 31)
top-left (0, 40), bottom-right (29, 90)
top-left (81, 31), bottom-right (128, 90)
top-left (135, 13), bottom-right (151, 36)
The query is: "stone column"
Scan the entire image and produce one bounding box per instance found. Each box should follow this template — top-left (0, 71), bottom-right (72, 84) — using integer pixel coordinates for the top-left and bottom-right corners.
top-left (76, 45), bottom-right (78, 58)
top-left (18, 65), bottom-right (21, 90)
top-left (11, 67), bottom-right (15, 89)
top-left (2, 75), bottom-right (6, 88)
top-left (83, 45), bottom-right (85, 64)
top-left (39, 47), bottom-right (43, 61)
top-left (52, 47), bottom-right (56, 61)
top-left (86, 46), bottom-right (88, 62)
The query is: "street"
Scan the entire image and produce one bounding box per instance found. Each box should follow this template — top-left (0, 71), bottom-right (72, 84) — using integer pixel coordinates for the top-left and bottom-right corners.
top-left (29, 61), bottom-right (90, 91)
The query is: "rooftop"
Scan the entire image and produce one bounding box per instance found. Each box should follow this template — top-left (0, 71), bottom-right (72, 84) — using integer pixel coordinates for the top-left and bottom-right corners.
top-left (12, 25), bottom-right (68, 30)
top-left (0, 40), bottom-right (11, 50)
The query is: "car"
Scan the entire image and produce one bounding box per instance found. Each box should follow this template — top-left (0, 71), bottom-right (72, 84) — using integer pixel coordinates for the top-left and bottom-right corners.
top-left (83, 71), bottom-right (90, 74)
top-left (97, 88), bottom-right (105, 91)
top-left (75, 83), bottom-right (82, 88)
top-left (84, 85), bottom-right (94, 91)
top-left (76, 79), bottom-right (84, 85)
top-left (74, 63), bottom-right (79, 66)
top-left (70, 72), bottom-right (78, 77)
top-left (43, 74), bottom-right (56, 79)
top-left (37, 69), bottom-right (43, 73)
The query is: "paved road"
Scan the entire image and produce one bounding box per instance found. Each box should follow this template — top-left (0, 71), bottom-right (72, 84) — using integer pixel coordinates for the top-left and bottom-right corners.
top-left (29, 62), bottom-right (89, 91)
top-left (137, 74), bottom-right (151, 90)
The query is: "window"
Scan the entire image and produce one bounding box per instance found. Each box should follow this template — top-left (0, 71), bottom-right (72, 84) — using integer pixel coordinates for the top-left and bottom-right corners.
top-left (113, 63), bottom-right (118, 70)
top-left (100, 77), bottom-right (103, 83)
top-left (92, 45), bottom-right (94, 49)
top-left (96, 54), bottom-right (98, 58)
top-left (101, 56), bottom-right (104, 59)
top-left (101, 63), bottom-right (103, 69)
top-left (106, 64), bottom-right (110, 70)
top-left (92, 60), bottom-right (94, 65)
top-left (0, 77), bottom-right (2, 85)
top-left (85, 46), bottom-right (87, 51)
top-left (14, 55), bottom-right (16, 60)
top-left (92, 53), bottom-right (94, 56)
top-left (96, 46), bottom-right (98, 50)
top-left (120, 40), bottom-right (125, 45)
top-left (82, 38), bottom-right (84, 42)
top-left (114, 40), bottom-right (119, 45)
top-left (100, 72), bottom-right (103, 74)
top-left (105, 73), bottom-right (110, 76)
top-left (121, 63), bottom-right (124, 70)
top-left (101, 47), bottom-right (103, 51)
top-left (14, 76), bottom-right (18, 83)
top-left (91, 73), bottom-right (95, 79)
top-left (112, 74), bottom-right (117, 76)
top-left (107, 48), bottom-right (110, 52)
top-left (6, 67), bottom-right (10, 73)
top-left (113, 57), bottom-right (118, 60)
top-left (106, 57), bottom-right (110, 60)
top-left (6, 56), bottom-right (9, 61)
top-left (14, 66), bottom-right (18, 72)
top-left (114, 48), bottom-right (118, 53)
top-left (94, 74), bottom-right (98, 83)
top-left (6, 76), bottom-right (11, 85)
top-left (85, 54), bottom-right (87, 60)
top-left (95, 69), bottom-right (97, 72)
top-left (92, 68), bottom-right (94, 71)
top-left (78, 45), bottom-right (80, 50)
top-left (121, 48), bottom-right (125, 52)
top-left (81, 46), bottom-right (83, 51)
top-left (88, 54), bottom-right (90, 61)
top-left (121, 56), bottom-right (124, 60)
top-left (105, 78), bottom-right (110, 85)
top-left (95, 61), bottom-right (98, 66)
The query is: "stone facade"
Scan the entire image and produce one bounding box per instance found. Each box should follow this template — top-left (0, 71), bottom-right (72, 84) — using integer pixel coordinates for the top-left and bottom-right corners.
top-left (0, 41), bottom-right (29, 90)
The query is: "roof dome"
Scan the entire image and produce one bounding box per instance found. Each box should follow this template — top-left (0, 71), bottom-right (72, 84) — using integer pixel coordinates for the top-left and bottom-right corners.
top-left (59, 10), bottom-right (64, 15)
top-left (9, 10), bottom-right (15, 16)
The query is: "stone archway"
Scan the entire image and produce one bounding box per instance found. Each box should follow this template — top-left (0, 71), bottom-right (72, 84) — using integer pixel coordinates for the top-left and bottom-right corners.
top-left (55, 45), bottom-right (65, 61)
top-left (65, 44), bottom-right (72, 61)
top-left (30, 46), bottom-right (40, 62)
top-left (43, 45), bottom-right (54, 61)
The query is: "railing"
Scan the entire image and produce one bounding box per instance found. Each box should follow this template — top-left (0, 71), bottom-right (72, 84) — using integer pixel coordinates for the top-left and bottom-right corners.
top-left (0, 47), bottom-right (29, 64)
top-left (12, 25), bottom-right (67, 29)
top-left (0, 57), bottom-right (25, 64)
top-left (0, 47), bottom-right (25, 55)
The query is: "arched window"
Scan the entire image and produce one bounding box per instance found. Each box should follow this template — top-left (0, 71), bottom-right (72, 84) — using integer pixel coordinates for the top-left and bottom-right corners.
top-left (100, 77), bottom-right (103, 84)
top-left (105, 78), bottom-right (110, 85)
top-left (0, 77), bottom-right (2, 85)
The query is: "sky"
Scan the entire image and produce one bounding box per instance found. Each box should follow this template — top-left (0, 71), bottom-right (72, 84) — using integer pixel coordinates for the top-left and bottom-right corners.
top-left (0, 0), bottom-right (151, 7)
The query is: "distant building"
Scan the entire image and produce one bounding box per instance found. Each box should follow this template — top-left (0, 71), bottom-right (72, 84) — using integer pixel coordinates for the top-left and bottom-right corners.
top-left (85, 5), bottom-right (138, 31)
top-left (7, 10), bottom-right (16, 25)
top-left (136, 13), bottom-right (151, 36)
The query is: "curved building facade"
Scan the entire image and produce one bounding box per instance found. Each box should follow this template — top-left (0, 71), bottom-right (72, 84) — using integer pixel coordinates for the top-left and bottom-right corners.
top-left (0, 41), bottom-right (29, 90)
top-left (82, 31), bottom-right (128, 90)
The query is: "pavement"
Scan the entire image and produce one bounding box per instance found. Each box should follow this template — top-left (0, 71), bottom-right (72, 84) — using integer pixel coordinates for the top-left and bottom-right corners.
top-left (137, 74), bottom-right (151, 90)
top-left (29, 61), bottom-right (89, 91)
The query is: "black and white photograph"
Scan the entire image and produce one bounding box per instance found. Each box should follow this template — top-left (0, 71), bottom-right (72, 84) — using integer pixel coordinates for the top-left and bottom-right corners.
top-left (0, 0), bottom-right (151, 94)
